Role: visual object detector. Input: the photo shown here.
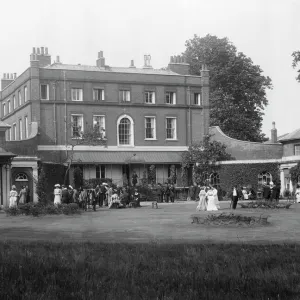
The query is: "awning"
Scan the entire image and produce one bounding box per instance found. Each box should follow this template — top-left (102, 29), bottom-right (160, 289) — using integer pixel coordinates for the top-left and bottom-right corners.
top-left (71, 151), bottom-right (183, 164)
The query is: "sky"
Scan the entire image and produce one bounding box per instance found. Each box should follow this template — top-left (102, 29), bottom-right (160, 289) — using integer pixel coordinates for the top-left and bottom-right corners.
top-left (0, 0), bottom-right (299, 139)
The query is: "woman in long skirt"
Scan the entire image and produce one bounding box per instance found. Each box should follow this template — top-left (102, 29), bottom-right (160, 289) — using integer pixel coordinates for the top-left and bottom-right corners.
top-left (196, 187), bottom-right (207, 211)
top-left (18, 186), bottom-right (27, 205)
top-left (206, 187), bottom-right (218, 211)
top-left (54, 184), bottom-right (62, 206)
top-left (9, 185), bottom-right (18, 208)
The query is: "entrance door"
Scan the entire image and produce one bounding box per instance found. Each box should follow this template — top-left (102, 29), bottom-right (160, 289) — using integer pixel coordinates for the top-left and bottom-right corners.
top-left (122, 165), bottom-right (130, 185)
top-left (13, 172), bottom-right (31, 201)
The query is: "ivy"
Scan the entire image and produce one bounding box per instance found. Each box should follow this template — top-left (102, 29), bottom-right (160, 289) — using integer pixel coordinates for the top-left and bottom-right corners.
top-left (290, 162), bottom-right (300, 184)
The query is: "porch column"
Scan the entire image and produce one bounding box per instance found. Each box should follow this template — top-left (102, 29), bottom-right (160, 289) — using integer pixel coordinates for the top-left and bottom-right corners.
top-left (32, 165), bottom-right (38, 203)
top-left (280, 168), bottom-right (285, 197)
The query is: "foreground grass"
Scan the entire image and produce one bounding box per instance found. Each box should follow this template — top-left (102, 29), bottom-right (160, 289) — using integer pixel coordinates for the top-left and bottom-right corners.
top-left (0, 242), bottom-right (300, 299)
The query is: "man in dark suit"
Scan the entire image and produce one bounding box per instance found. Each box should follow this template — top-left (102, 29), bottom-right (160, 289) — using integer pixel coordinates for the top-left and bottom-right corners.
top-left (262, 182), bottom-right (271, 200)
top-left (229, 185), bottom-right (241, 209)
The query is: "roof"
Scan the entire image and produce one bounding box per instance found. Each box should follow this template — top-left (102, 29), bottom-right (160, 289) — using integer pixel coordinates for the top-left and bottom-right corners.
top-left (0, 147), bottom-right (16, 157)
top-left (70, 151), bottom-right (183, 164)
top-left (278, 129), bottom-right (300, 142)
top-left (44, 63), bottom-right (180, 76)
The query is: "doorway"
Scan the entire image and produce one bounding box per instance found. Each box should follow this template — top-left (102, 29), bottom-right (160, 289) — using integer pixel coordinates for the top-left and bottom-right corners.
top-left (122, 165), bottom-right (130, 185)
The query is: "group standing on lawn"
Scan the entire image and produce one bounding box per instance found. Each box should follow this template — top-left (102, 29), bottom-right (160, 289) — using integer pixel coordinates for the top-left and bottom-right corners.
top-left (8, 185), bottom-right (31, 208)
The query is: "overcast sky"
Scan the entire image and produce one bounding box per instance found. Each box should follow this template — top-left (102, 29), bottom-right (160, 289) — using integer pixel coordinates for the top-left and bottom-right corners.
top-left (1, 0), bottom-right (299, 138)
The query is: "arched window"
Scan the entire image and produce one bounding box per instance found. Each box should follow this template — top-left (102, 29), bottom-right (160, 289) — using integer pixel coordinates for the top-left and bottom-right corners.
top-left (117, 115), bottom-right (134, 146)
top-left (15, 173), bottom-right (28, 181)
top-left (210, 172), bottom-right (220, 188)
top-left (258, 172), bottom-right (272, 186)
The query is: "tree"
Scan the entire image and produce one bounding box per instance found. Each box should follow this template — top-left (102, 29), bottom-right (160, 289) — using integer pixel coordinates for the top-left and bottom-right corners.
top-left (73, 166), bottom-right (83, 189)
top-left (168, 165), bottom-right (177, 184)
top-left (148, 165), bottom-right (156, 185)
top-left (184, 34), bottom-right (272, 142)
top-left (292, 51), bottom-right (300, 82)
top-left (181, 135), bottom-right (233, 185)
top-left (35, 166), bottom-right (48, 204)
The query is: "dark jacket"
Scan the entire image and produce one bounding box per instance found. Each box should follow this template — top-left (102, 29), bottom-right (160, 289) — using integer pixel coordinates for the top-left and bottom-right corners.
top-left (62, 188), bottom-right (69, 203)
top-left (229, 188), bottom-right (242, 200)
top-left (263, 185), bottom-right (271, 199)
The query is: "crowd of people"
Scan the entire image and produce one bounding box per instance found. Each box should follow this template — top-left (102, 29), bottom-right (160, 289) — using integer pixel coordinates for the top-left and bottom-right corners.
top-left (8, 185), bottom-right (31, 208)
top-left (53, 183), bottom-right (142, 210)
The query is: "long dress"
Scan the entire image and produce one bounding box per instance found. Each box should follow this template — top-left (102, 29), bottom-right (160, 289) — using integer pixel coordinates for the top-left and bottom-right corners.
top-left (19, 188), bottom-right (27, 204)
top-left (197, 190), bottom-right (207, 211)
top-left (213, 188), bottom-right (220, 209)
top-left (54, 188), bottom-right (62, 205)
top-left (206, 190), bottom-right (218, 211)
top-left (9, 190), bottom-right (18, 208)
top-left (296, 188), bottom-right (300, 203)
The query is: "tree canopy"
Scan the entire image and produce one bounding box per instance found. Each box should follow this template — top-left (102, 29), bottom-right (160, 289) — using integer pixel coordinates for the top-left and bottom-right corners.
top-left (184, 34), bottom-right (272, 142)
top-left (292, 51), bottom-right (300, 82)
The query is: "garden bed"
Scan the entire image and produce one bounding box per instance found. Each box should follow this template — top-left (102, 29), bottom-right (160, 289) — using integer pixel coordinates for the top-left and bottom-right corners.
top-left (4, 203), bottom-right (82, 217)
top-left (191, 212), bottom-right (270, 226)
top-left (239, 200), bottom-right (293, 209)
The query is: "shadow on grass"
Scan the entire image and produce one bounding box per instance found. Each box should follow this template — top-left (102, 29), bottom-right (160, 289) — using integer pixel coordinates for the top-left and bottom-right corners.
top-left (0, 241), bottom-right (300, 299)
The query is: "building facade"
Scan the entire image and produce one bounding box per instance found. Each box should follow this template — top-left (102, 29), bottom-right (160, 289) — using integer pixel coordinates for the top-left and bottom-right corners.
top-left (0, 47), bottom-right (210, 195)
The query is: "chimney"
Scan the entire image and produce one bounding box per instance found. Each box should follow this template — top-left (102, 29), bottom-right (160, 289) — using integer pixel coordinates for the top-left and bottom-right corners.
top-left (200, 63), bottom-right (209, 86)
top-left (271, 121), bottom-right (277, 143)
top-left (96, 51), bottom-right (105, 68)
top-left (143, 54), bottom-right (153, 69)
top-left (1, 72), bottom-right (16, 90)
top-left (30, 46), bottom-right (51, 68)
top-left (129, 60), bottom-right (136, 68)
top-left (168, 54), bottom-right (190, 75)
top-left (56, 56), bottom-right (62, 64)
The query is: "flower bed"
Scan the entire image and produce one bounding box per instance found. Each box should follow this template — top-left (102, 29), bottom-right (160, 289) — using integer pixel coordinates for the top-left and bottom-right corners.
top-left (4, 203), bottom-right (82, 217)
top-left (239, 200), bottom-right (293, 209)
top-left (191, 212), bottom-right (269, 226)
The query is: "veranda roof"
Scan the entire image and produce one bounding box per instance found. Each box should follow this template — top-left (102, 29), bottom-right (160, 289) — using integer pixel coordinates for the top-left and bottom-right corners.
top-left (70, 151), bottom-right (183, 164)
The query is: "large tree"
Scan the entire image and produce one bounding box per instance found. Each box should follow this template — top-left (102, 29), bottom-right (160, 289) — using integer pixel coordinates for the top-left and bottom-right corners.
top-left (184, 34), bottom-right (272, 142)
top-left (292, 51), bottom-right (300, 82)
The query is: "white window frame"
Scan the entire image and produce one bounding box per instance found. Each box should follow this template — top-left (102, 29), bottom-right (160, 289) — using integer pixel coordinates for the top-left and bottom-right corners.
top-left (40, 84), bottom-right (49, 100)
top-left (93, 115), bottom-right (106, 139)
top-left (258, 172), bottom-right (272, 186)
top-left (194, 93), bottom-right (201, 105)
top-left (295, 145), bottom-right (300, 156)
top-left (6, 128), bottom-right (11, 141)
top-left (145, 91), bottom-right (155, 104)
top-left (19, 119), bottom-right (23, 140)
top-left (165, 91), bottom-right (176, 105)
top-left (24, 116), bottom-right (28, 139)
top-left (71, 88), bottom-right (83, 101)
top-left (165, 117), bottom-right (177, 140)
top-left (144, 116), bottom-right (156, 140)
top-left (18, 90), bottom-right (22, 106)
top-left (93, 88), bottom-right (105, 101)
top-left (2, 103), bottom-right (6, 116)
top-left (96, 165), bottom-right (106, 179)
top-left (7, 99), bottom-right (11, 114)
top-left (12, 123), bottom-right (17, 141)
top-left (24, 86), bottom-right (28, 102)
top-left (119, 90), bottom-right (131, 102)
top-left (13, 95), bottom-right (16, 110)
top-left (71, 114), bottom-right (84, 139)
top-left (117, 114), bottom-right (134, 147)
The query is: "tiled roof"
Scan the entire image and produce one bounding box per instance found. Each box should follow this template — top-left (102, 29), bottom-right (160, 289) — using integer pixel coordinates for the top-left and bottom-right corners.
top-left (278, 129), bottom-right (300, 142)
top-left (70, 151), bottom-right (183, 164)
top-left (44, 63), bottom-right (179, 76)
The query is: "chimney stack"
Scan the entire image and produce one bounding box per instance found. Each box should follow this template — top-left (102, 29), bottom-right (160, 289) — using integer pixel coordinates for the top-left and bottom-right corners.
top-left (130, 60), bottom-right (136, 68)
top-left (1, 72), bottom-right (16, 90)
top-left (96, 51), bottom-right (105, 68)
top-left (168, 54), bottom-right (190, 75)
top-left (30, 46), bottom-right (51, 67)
top-left (143, 54), bottom-right (152, 69)
top-left (271, 121), bottom-right (277, 143)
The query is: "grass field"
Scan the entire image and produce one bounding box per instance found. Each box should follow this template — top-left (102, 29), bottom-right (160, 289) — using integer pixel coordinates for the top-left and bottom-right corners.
top-left (1, 241), bottom-right (300, 299)
top-left (1, 201), bottom-right (300, 299)
top-left (0, 201), bottom-right (300, 243)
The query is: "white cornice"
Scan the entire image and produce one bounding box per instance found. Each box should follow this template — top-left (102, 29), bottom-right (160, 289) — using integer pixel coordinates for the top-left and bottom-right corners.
top-left (37, 145), bottom-right (189, 152)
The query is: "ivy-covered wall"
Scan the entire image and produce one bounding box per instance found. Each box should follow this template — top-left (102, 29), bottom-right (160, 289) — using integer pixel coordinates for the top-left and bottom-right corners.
top-left (218, 162), bottom-right (280, 195)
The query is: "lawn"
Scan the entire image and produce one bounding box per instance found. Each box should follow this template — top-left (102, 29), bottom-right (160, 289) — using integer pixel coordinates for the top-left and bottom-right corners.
top-left (0, 201), bottom-right (300, 243)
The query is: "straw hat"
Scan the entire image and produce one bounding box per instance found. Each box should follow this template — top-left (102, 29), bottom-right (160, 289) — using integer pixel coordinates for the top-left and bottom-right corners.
top-left (55, 184), bottom-right (60, 188)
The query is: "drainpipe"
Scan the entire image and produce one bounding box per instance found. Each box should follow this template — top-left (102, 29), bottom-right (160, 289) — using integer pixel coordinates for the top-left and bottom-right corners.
top-left (53, 82), bottom-right (57, 144)
top-left (187, 86), bottom-right (192, 145)
top-left (63, 71), bottom-right (67, 154)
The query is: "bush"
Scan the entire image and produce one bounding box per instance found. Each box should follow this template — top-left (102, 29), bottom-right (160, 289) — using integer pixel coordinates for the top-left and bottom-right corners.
top-left (239, 200), bottom-right (293, 209)
top-left (4, 203), bottom-right (82, 217)
top-left (83, 178), bottom-right (114, 189)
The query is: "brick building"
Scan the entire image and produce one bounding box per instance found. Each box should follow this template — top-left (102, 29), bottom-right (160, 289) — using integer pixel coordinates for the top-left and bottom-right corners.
top-left (0, 47), bottom-right (210, 204)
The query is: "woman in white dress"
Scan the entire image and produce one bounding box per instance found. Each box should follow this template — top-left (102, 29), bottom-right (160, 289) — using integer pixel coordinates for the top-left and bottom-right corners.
top-left (54, 184), bottom-right (62, 206)
top-left (9, 185), bottom-right (18, 208)
top-left (295, 184), bottom-right (300, 203)
top-left (196, 187), bottom-right (207, 211)
top-left (212, 185), bottom-right (220, 209)
top-left (206, 186), bottom-right (218, 211)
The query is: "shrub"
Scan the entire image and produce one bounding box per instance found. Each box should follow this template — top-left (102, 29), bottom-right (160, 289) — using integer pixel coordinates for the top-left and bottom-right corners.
top-left (35, 167), bottom-right (48, 204)
top-left (4, 203), bottom-right (82, 217)
top-left (83, 178), bottom-right (114, 189)
top-left (73, 166), bottom-right (83, 189)
top-left (239, 200), bottom-right (293, 209)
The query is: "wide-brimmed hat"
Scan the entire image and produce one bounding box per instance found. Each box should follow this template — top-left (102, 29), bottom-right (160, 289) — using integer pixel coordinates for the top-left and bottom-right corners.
top-left (12, 185), bottom-right (16, 190)
top-left (69, 185), bottom-right (73, 190)
top-left (55, 184), bottom-right (60, 188)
